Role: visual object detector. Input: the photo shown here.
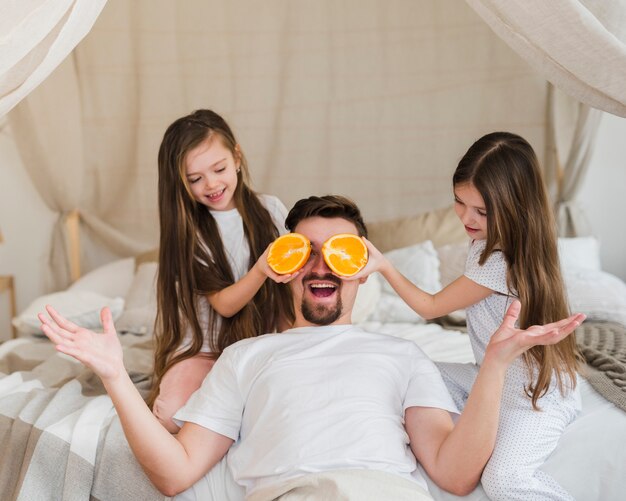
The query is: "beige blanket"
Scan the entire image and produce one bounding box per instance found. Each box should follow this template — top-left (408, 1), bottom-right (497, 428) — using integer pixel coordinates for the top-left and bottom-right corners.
top-left (0, 334), bottom-right (167, 501)
top-left (247, 470), bottom-right (432, 501)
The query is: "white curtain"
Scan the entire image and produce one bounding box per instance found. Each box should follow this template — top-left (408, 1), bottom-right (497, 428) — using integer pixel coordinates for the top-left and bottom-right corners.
top-left (544, 86), bottom-right (603, 236)
top-left (466, 0), bottom-right (626, 117)
top-left (8, 0), bottom-right (549, 289)
top-left (0, 0), bottom-right (107, 118)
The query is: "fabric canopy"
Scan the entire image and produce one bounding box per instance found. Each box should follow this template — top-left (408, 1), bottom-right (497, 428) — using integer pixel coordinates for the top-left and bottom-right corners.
top-left (8, 0), bottom-right (620, 287)
top-left (544, 86), bottom-right (603, 237)
top-left (466, 0), bottom-right (626, 117)
top-left (0, 0), bottom-right (107, 118)
top-left (8, 0), bottom-right (549, 289)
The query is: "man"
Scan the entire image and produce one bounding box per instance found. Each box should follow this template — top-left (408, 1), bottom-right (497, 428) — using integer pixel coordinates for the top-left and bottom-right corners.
top-left (40, 195), bottom-right (584, 501)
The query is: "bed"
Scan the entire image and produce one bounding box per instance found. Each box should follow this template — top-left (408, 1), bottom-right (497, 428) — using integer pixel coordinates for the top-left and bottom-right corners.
top-left (2, 206), bottom-right (625, 500)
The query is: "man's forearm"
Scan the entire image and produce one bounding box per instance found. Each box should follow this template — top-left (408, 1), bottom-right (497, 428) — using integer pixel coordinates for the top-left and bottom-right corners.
top-left (103, 372), bottom-right (196, 493)
top-left (436, 356), bottom-right (507, 492)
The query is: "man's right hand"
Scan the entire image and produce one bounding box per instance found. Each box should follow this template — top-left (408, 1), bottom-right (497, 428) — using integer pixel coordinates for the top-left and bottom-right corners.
top-left (39, 305), bottom-right (125, 382)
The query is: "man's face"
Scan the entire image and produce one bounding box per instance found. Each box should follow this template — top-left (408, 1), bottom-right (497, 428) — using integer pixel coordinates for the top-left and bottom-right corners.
top-left (291, 216), bottom-right (365, 327)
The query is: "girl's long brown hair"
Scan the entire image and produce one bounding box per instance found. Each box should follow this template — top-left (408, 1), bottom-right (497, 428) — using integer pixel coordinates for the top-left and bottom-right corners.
top-left (147, 110), bottom-right (293, 407)
top-left (454, 132), bottom-right (582, 410)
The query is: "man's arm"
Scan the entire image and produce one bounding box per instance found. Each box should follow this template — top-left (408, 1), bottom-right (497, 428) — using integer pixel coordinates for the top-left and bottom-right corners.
top-left (39, 306), bottom-right (232, 496)
top-left (404, 301), bottom-right (585, 496)
top-left (404, 361), bottom-right (506, 495)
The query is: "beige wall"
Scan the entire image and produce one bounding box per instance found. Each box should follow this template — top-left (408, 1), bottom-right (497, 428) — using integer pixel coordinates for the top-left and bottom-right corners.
top-left (0, 123), bottom-right (55, 338)
top-left (578, 113), bottom-right (626, 281)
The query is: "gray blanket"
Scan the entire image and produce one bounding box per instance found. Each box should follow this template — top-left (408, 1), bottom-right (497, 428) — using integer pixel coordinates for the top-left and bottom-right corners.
top-left (0, 335), bottom-right (167, 501)
top-left (576, 321), bottom-right (626, 412)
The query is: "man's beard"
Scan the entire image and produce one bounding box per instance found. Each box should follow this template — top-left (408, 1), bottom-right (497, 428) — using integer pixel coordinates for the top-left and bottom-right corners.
top-left (300, 273), bottom-right (343, 325)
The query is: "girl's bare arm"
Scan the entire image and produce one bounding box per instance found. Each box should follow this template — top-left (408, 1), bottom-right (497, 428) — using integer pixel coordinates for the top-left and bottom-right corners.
top-left (207, 244), bottom-right (299, 318)
top-left (350, 238), bottom-right (492, 319)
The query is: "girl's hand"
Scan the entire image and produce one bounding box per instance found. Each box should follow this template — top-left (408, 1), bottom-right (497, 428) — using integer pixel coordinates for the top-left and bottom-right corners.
top-left (343, 237), bottom-right (389, 281)
top-left (254, 244), bottom-right (302, 284)
top-left (38, 305), bottom-right (125, 382)
top-left (484, 301), bottom-right (585, 368)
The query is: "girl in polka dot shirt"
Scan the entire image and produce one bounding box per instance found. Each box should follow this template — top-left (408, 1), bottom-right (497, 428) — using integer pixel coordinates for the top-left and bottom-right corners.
top-left (359, 132), bottom-right (582, 500)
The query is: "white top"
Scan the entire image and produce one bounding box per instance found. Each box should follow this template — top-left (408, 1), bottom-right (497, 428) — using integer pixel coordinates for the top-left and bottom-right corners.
top-left (183, 194), bottom-right (288, 352)
top-left (464, 239), bottom-right (513, 364)
top-left (174, 325), bottom-right (458, 496)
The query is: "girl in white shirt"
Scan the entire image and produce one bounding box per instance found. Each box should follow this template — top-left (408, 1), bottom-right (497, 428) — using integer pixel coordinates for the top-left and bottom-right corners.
top-left (148, 110), bottom-right (295, 432)
top-left (358, 132), bottom-right (582, 500)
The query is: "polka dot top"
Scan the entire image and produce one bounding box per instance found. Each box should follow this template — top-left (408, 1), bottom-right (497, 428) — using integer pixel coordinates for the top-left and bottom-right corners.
top-left (464, 239), bottom-right (515, 364)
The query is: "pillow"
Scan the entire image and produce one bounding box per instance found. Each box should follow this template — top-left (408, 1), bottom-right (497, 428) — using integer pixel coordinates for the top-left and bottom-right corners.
top-left (352, 273), bottom-right (382, 324)
top-left (68, 257), bottom-right (135, 299)
top-left (13, 291), bottom-right (125, 336)
top-left (558, 237), bottom-right (601, 273)
top-left (367, 205), bottom-right (466, 253)
top-left (370, 240), bottom-right (441, 323)
top-left (115, 262), bottom-right (158, 336)
top-left (436, 242), bottom-right (469, 287)
top-left (565, 269), bottom-right (626, 326)
top-left (135, 248), bottom-right (159, 269)
top-left (436, 242), bottom-right (470, 324)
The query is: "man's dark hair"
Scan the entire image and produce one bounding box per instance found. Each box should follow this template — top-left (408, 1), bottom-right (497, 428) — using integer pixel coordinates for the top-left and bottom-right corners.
top-left (285, 195), bottom-right (368, 238)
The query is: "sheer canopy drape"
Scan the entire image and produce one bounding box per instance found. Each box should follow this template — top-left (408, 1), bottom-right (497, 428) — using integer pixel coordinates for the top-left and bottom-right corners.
top-left (0, 0), bottom-right (107, 117)
top-left (544, 86), bottom-right (603, 237)
top-left (466, 0), bottom-right (626, 117)
top-left (9, 0), bottom-right (549, 289)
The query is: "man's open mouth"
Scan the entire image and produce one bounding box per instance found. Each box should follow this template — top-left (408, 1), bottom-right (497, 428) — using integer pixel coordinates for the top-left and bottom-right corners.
top-left (309, 283), bottom-right (337, 298)
top-left (304, 273), bottom-right (341, 298)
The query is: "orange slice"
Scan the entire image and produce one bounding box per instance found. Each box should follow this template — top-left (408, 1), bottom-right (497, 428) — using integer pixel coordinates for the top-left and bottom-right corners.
top-left (267, 233), bottom-right (311, 274)
top-left (322, 234), bottom-right (368, 277)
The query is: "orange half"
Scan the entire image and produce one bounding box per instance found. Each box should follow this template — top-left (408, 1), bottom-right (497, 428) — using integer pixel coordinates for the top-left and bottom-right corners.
top-left (322, 233), bottom-right (368, 277)
top-left (267, 233), bottom-right (311, 275)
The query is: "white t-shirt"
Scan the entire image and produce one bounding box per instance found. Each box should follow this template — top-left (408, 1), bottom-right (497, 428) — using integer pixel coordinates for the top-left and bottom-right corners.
top-left (464, 239), bottom-right (513, 364)
top-left (183, 194), bottom-right (288, 352)
top-left (174, 324), bottom-right (458, 496)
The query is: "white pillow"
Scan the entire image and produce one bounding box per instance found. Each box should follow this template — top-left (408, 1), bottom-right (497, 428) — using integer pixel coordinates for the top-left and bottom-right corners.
top-left (13, 291), bottom-right (125, 336)
top-left (68, 257), bottom-right (135, 299)
top-left (565, 269), bottom-right (626, 326)
top-left (115, 262), bottom-right (158, 335)
top-left (352, 273), bottom-right (381, 324)
top-left (370, 240), bottom-right (441, 323)
top-left (558, 237), bottom-right (601, 273)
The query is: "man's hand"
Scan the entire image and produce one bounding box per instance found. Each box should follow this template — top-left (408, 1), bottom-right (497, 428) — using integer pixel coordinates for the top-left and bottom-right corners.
top-left (485, 300), bottom-right (585, 367)
top-left (39, 305), bottom-right (125, 382)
